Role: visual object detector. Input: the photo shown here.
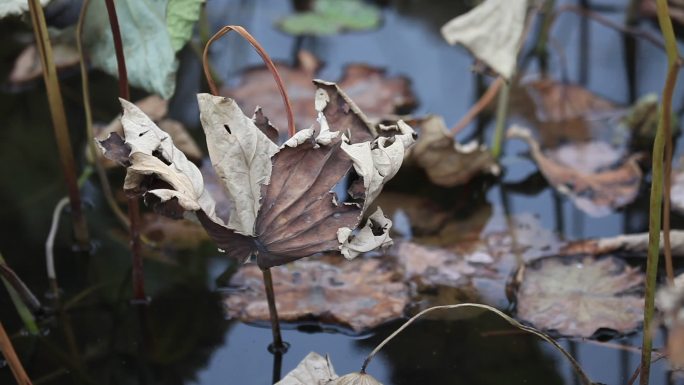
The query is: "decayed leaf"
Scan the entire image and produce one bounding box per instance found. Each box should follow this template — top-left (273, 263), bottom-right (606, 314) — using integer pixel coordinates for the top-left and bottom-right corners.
top-left (0, 0), bottom-right (50, 18)
top-left (338, 207), bottom-right (393, 259)
top-left (141, 213), bottom-right (208, 249)
top-left (278, 0), bottom-right (381, 36)
top-left (198, 93), bottom-right (278, 236)
top-left (84, 0), bottom-right (178, 98)
top-left (406, 116), bottom-right (500, 187)
top-left (508, 125), bottom-right (642, 217)
top-left (94, 95), bottom-right (202, 168)
top-left (103, 99), bottom-right (220, 224)
top-left (277, 352), bottom-right (337, 385)
top-left (166, 0), bottom-right (205, 52)
top-left (656, 274), bottom-right (684, 370)
top-left (513, 255), bottom-right (644, 337)
top-left (111, 82), bottom-right (415, 269)
top-left (222, 51), bottom-right (417, 132)
top-left (8, 43), bottom-right (80, 86)
top-left (224, 255), bottom-right (409, 332)
top-left (277, 353), bottom-right (382, 385)
top-left (524, 79), bottom-right (616, 123)
top-left (440, 0), bottom-right (527, 79)
top-left (393, 241), bottom-right (476, 288)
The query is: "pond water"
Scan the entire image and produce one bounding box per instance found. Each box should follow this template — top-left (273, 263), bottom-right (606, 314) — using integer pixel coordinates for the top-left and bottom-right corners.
top-left (1, 0), bottom-right (684, 384)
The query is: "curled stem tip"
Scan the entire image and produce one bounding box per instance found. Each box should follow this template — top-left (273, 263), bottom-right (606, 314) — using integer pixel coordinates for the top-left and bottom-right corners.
top-left (202, 25), bottom-right (296, 137)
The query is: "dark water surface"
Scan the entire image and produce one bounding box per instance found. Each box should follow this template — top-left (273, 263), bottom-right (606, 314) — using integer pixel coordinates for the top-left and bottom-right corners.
top-left (1, 0), bottom-right (684, 384)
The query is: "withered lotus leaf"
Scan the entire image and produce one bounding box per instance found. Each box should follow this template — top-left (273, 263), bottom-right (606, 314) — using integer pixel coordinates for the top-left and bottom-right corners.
top-left (276, 352), bottom-right (384, 385)
top-left (100, 81), bottom-right (415, 269)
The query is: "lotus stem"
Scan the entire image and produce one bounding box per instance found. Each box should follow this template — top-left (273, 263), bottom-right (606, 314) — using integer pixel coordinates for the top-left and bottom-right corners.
top-left (0, 321), bottom-right (33, 385)
top-left (77, 0), bottom-right (130, 230)
top-left (46, 197), bottom-right (69, 298)
top-left (639, 1), bottom-right (680, 383)
top-left (202, 25), bottom-right (296, 137)
top-left (491, 81), bottom-right (510, 159)
top-left (103, 0), bottom-right (146, 302)
top-left (450, 77), bottom-right (503, 135)
top-left (359, 303), bottom-right (592, 385)
top-left (261, 268), bottom-right (287, 353)
top-left (27, 0), bottom-right (89, 248)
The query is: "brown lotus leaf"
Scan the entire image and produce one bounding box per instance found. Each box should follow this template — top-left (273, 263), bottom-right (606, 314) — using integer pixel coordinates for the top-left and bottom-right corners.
top-left (110, 81), bottom-right (414, 269)
top-left (392, 240), bottom-right (477, 288)
top-left (224, 255), bottom-right (409, 332)
top-left (406, 115), bottom-right (500, 187)
top-left (525, 79), bottom-right (616, 123)
top-left (8, 43), bottom-right (80, 86)
top-left (513, 255), bottom-right (644, 337)
top-left (509, 79), bottom-right (618, 148)
top-left (222, 50), bottom-right (417, 133)
top-left (508, 125), bottom-right (642, 217)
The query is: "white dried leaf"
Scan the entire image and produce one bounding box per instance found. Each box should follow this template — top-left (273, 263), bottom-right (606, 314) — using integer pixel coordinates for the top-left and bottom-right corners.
top-left (331, 373), bottom-right (383, 385)
top-left (338, 207), bottom-right (393, 260)
top-left (440, 0), bottom-right (527, 79)
top-left (342, 121), bottom-right (415, 207)
top-left (284, 128), bottom-right (315, 147)
top-left (198, 93), bottom-right (278, 236)
top-left (315, 112), bottom-right (340, 146)
top-left (276, 352), bottom-right (338, 385)
top-left (118, 99), bottom-right (222, 223)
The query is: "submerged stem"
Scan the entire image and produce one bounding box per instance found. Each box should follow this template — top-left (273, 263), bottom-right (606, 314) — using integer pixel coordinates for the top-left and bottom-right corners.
top-left (103, 0), bottom-right (146, 302)
top-left (491, 81), bottom-right (511, 159)
top-left (27, 0), bottom-right (89, 248)
top-left (261, 268), bottom-right (287, 353)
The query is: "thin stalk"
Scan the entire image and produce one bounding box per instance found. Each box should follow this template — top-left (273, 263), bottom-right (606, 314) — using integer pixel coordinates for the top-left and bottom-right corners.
top-left (624, 0), bottom-right (641, 103)
top-left (491, 81), bottom-right (511, 159)
top-left (76, 0), bottom-right (130, 229)
top-left (578, 0), bottom-right (590, 85)
top-left (640, 0), bottom-right (681, 382)
top-left (0, 321), bottom-right (33, 385)
top-left (103, 0), bottom-right (146, 302)
top-left (261, 268), bottom-right (286, 353)
top-left (46, 197), bottom-right (69, 298)
top-left (359, 303), bottom-right (592, 385)
top-left (27, 0), bottom-right (89, 247)
top-left (202, 25), bottom-right (296, 137)
top-left (450, 77), bottom-right (503, 135)
top-left (0, 254), bottom-right (40, 335)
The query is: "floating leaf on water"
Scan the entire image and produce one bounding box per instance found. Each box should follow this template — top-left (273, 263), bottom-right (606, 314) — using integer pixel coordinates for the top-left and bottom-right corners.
top-left (166, 0), bottom-right (205, 52)
top-left (224, 255), bottom-right (409, 332)
top-left (508, 125), bottom-right (642, 217)
top-left (276, 352), bottom-right (338, 385)
top-left (406, 115), bottom-right (500, 187)
top-left (440, 0), bottom-right (527, 79)
top-left (524, 79), bottom-right (616, 123)
top-left (277, 0), bottom-right (382, 36)
top-left (513, 255), bottom-right (644, 338)
top-left (223, 51), bottom-right (417, 133)
top-left (84, 0), bottom-right (178, 98)
top-left (0, 0), bottom-right (50, 18)
top-left (393, 241), bottom-right (477, 288)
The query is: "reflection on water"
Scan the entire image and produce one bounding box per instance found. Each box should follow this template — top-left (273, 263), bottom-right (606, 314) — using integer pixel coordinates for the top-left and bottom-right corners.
top-left (1, 0), bottom-right (684, 384)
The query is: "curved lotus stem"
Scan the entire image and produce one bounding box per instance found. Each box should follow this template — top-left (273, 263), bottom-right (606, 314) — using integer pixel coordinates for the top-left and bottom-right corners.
top-left (202, 25), bottom-right (296, 138)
